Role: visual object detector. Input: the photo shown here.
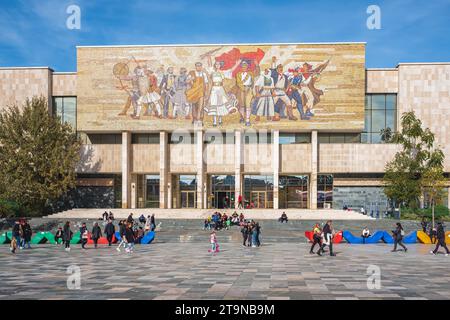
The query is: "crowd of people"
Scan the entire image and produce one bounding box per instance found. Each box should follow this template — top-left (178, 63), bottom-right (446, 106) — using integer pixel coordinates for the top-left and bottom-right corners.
top-left (7, 211), bottom-right (450, 257)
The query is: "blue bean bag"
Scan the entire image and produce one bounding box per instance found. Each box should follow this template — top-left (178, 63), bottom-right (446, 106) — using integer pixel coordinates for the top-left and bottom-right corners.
top-left (141, 231), bottom-right (155, 244)
top-left (115, 231), bottom-right (122, 242)
top-left (343, 230), bottom-right (384, 244)
top-left (382, 230), bottom-right (417, 244)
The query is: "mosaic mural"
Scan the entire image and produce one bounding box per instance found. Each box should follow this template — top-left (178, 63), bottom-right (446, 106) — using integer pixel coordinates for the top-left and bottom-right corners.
top-left (77, 43), bottom-right (365, 131)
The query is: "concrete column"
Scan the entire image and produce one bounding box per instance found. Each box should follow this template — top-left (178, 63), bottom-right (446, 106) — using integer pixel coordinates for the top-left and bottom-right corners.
top-left (235, 130), bottom-right (243, 209)
top-left (130, 174), bottom-right (137, 209)
top-left (310, 130), bottom-right (318, 209)
top-left (447, 187), bottom-right (450, 210)
top-left (159, 132), bottom-right (168, 209)
top-left (273, 130), bottom-right (280, 209)
top-left (196, 130), bottom-right (205, 209)
top-left (121, 131), bottom-right (131, 209)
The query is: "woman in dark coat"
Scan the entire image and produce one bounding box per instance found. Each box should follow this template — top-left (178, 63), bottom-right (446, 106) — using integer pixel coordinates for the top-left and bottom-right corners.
top-left (23, 221), bottom-right (33, 249)
top-left (91, 222), bottom-right (102, 248)
top-left (104, 220), bottom-right (116, 246)
top-left (392, 222), bottom-right (407, 252)
top-left (63, 221), bottom-right (73, 251)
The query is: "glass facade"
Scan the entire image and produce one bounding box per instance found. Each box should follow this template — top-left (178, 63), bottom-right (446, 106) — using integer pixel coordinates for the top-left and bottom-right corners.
top-left (279, 133), bottom-right (311, 144)
top-left (243, 175), bottom-right (274, 208)
top-left (317, 174), bottom-right (333, 209)
top-left (53, 96), bottom-right (77, 130)
top-left (363, 94), bottom-right (397, 143)
top-left (137, 175), bottom-right (160, 208)
top-left (279, 175), bottom-right (309, 208)
top-left (173, 175), bottom-right (197, 208)
top-left (318, 133), bottom-right (362, 143)
top-left (132, 133), bottom-right (160, 144)
top-left (208, 175), bottom-right (235, 209)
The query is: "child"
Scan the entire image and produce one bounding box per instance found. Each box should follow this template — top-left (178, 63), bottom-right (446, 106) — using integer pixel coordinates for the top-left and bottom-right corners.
top-left (10, 236), bottom-right (18, 254)
top-left (208, 231), bottom-right (219, 254)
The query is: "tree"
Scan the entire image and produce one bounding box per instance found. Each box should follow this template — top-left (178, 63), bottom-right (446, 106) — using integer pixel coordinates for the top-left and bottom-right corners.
top-left (421, 166), bottom-right (447, 228)
top-left (383, 111), bottom-right (445, 211)
top-left (0, 96), bottom-right (81, 216)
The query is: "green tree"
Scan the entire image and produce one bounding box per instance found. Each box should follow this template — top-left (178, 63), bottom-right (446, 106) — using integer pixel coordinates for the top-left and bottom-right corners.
top-left (0, 96), bottom-right (81, 216)
top-left (383, 111), bottom-right (445, 211)
top-left (421, 166), bottom-right (447, 228)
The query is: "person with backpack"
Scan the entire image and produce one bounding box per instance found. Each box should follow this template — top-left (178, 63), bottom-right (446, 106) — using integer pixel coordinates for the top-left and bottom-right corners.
top-left (430, 222), bottom-right (450, 256)
top-left (63, 221), bottom-right (73, 252)
top-left (391, 222), bottom-right (407, 252)
top-left (91, 222), bottom-right (102, 248)
top-left (104, 219), bottom-right (115, 246)
top-left (80, 222), bottom-right (88, 249)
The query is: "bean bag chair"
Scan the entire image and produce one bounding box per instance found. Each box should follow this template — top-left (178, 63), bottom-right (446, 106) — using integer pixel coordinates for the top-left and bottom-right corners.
top-left (87, 234), bottom-right (116, 245)
top-left (70, 231), bottom-right (81, 244)
top-left (141, 231), bottom-right (155, 244)
top-left (343, 230), bottom-right (384, 244)
top-left (115, 231), bottom-right (122, 242)
top-left (0, 231), bottom-right (11, 244)
top-left (305, 230), bottom-right (343, 243)
top-left (417, 230), bottom-right (431, 244)
top-left (382, 230), bottom-right (417, 244)
top-left (31, 232), bottom-right (48, 244)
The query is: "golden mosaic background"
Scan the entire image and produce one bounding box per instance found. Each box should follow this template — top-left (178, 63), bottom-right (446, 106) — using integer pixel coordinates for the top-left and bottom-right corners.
top-left (77, 43), bottom-right (365, 131)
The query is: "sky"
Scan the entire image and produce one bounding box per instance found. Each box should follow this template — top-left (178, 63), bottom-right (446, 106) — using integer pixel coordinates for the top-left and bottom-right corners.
top-left (0, 0), bottom-right (449, 71)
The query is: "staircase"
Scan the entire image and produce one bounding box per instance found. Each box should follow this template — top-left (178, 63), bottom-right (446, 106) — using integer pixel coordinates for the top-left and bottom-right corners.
top-left (44, 208), bottom-right (374, 220)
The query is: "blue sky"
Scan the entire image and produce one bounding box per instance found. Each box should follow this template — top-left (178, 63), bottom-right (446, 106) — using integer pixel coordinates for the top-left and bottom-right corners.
top-left (0, 0), bottom-right (449, 71)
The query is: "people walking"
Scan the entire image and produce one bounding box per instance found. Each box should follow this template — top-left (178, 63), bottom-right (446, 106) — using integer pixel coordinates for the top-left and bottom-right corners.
top-left (255, 222), bottom-right (261, 247)
top-left (80, 222), bottom-right (88, 249)
top-left (247, 223), bottom-right (253, 247)
top-left (124, 223), bottom-right (135, 253)
top-left (209, 230), bottom-right (219, 254)
top-left (310, 223), bottom-right (322, 255)
top-left (12, 221), bottom-right (22, 250)
top-left (391, 222), bottom-right (407, 252)
top-left (104, 219), bottom-right (115, 246)
top-left (421, 217), bottom-right (428, 233)
top-left (91, 222), bottom-right (102, 248)
top-left (318, 220), bottom-right (336, 256)
top-left (430, 222), bottom-right (450, 256)
top-left (117, 220), bottom-right (127, 252)
top-left (63, 221), bottom-right (73, 252)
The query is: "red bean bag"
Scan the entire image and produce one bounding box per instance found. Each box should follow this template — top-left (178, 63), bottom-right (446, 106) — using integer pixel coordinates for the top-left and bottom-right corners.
top-left (304, 230), bottom-right (343, 244)
top-left (87, 233), bottom-right (116, 245)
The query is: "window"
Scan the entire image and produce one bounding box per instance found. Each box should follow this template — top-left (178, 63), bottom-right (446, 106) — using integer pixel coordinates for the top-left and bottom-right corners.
top-left (132, 133), bottom-right (160, 144)
top-left (52, 96), bottom-right (77, 130)
top-left (317, 175), bottom-right (333, 209)
top-left (279, 133), bottom-right (311, 144)
top-left (279, 175), bottom-right (309, 208)
top-left (363, 94), bottom-right (397, 143)
top-left (204, 132), bottom-right (235, 144)
top-left (87, 134), bottom-right (122, 144)
top-left (318, 133), bottom-right (361, 143)
top-left (169, 132), bottom-right (196, 144)
top-left (244, 131), bottom-right (273, 144)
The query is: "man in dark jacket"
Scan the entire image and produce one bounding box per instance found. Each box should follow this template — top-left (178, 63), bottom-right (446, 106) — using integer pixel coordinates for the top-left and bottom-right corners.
top-left (91, 222), bottom-right (102, 248)
top-left (104, 220), bottom-right (116, 246)
top-left (124, 223), bottom-right (135, 253)
top-left (127, 213), bottom-right (134, 225)
top-left (431, 222), bottom-right (450, 256)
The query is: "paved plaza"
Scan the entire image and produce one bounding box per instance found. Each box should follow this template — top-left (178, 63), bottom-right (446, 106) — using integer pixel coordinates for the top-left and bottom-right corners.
top-left (1, 238), bottom-right (450, 300)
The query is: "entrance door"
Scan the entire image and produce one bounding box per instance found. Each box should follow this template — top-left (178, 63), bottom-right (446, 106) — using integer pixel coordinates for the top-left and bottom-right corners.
top-left (181, 191), bottom-right (196, 208)
top-left (214, 191), bottom-right (234, 209)
top-left (251, 191), bottom-right (266, 208)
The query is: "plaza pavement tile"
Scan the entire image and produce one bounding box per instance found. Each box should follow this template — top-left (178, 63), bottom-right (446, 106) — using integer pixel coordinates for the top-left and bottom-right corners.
top-left (1, 242), bottom-right (450, 300)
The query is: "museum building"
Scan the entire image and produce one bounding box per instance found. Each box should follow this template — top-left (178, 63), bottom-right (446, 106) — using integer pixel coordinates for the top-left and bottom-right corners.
top-left (0, 42), bottom-right (449, 212)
